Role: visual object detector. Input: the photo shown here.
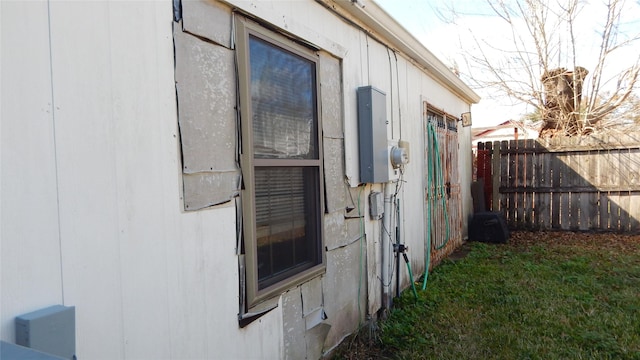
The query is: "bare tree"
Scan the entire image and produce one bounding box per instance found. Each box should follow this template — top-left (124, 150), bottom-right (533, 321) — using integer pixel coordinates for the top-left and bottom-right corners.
top-left (444, 0), bottom-right (640, 137)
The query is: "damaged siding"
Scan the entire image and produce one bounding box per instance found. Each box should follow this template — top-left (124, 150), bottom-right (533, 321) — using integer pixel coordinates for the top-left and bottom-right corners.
top-left (2, 0), bottom-right (478, 358)
top-left (174, 20), bottom-right (239, 210)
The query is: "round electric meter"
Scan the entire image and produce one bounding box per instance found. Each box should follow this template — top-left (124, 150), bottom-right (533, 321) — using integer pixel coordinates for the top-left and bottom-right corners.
top-left (390, 146), bottom-right (409, 169)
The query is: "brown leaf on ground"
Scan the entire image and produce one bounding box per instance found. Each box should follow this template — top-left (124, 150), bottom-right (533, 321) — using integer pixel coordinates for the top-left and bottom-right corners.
top-left (508, 231), bottom-right (640, 253)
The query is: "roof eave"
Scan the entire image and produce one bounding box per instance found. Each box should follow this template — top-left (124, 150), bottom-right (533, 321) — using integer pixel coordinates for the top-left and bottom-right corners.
top-left (329, 0), bottom-right (480, 104)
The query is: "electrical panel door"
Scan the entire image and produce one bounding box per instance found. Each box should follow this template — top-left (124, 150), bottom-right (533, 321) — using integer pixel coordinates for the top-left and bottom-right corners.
top-left (357, 86), bottom-right (389, 183)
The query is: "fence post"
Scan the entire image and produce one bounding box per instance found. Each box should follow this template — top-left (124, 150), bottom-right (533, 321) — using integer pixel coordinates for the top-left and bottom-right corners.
top-left (476, 142), bottom-right (493, 211)
top-left (484, 142), bottom-right (493, 211)
top-left (492, 141), bottom-right (500, 211)
top-left (500, 141), bottom-right (510, 224)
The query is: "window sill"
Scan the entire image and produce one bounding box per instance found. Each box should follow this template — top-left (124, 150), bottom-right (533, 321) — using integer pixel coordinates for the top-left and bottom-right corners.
top-left (250, 264), bottom-right (325, 309)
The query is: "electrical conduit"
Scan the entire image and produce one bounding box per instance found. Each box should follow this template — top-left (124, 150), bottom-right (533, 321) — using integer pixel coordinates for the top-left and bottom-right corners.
top-left (382, 182), bottom-right (394, 309)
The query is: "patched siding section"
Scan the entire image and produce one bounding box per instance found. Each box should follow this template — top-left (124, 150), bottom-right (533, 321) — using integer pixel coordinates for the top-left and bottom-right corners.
top-left (174, 25), bottom-right (240, 210)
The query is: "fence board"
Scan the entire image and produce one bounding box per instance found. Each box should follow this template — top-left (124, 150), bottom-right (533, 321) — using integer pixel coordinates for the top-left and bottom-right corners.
top-left (539, 141), bottom-right (552, 229)
top-left (551, 151), bottom-right (561, 229)
top-left (619, 149), bottom-right (631, 232)
top-left (508, 140), bottom-right (517, 228)
top-left (631, 193), bottom-right (640, 232)
top-left (516, 140), bottom-right (526, 227)
top-left (630, 148), bottom-right (640, 232)
top-left (569, 150), bottom-right (580, 230)
top-left (484, 142), bottom-right (493, 211)
top-left (610, 150), bottom-right (621, 231)
top-left (521, 139), bottom-right (531, 228)
top-left (492, 142), bottom-right (500, 212)
top-left (478, 133), bottom-right (640, 233)
top-left (560, 152), bottom-right (572, 230)
top-left (583, 150), bottom-right (598, 231)
top-left (500, 140), bottom-right (509, 216)
top-left (599, 192), bottom-right (610, 231)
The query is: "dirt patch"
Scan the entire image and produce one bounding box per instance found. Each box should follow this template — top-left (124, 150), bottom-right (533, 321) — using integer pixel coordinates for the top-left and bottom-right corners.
top-left (445, 241), bottom-right (473, 262)
top-left (509, 231), bottom-right (640, 252)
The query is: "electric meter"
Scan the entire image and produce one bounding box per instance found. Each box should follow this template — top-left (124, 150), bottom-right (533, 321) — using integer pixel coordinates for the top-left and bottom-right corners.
top-left (390, 146), bottom-right (409, 169)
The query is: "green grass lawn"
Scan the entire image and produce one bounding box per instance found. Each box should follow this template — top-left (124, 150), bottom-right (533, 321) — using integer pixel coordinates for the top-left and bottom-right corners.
top-left (335, 232), bottom-right (640, 359)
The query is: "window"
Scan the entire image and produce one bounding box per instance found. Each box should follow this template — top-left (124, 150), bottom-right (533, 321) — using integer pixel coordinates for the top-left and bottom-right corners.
top-left (423, 103), bottom-right (462, 250)
top-left (236, 19), bottom-right (324, 307)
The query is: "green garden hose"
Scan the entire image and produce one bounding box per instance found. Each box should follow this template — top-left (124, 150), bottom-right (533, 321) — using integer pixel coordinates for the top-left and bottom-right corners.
top-left (403, 252), bottom-right (419, 300)
top-left (422, 121), bottom-right (450, 290)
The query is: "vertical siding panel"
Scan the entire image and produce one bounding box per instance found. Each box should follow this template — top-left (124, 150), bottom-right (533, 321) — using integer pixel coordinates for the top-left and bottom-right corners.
top-left (108, 2), bottom-right (173, 358)
top-left (0, 0), bottom-right (64, 342)
top-left (343, 30), bottom-right (368, 185)
top-left (48, 2), bottom-right (125, 358)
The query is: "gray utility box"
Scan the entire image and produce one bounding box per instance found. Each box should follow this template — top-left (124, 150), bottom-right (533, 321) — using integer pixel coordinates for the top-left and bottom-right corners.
top-left (357, 86), bottom-right (389, 183)
top-left (15, 305), bottom-right (75, 359)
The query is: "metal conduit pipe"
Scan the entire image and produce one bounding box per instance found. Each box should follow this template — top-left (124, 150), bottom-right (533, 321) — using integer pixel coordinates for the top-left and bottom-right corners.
top-left (381, 181), bottom-right (395, 310)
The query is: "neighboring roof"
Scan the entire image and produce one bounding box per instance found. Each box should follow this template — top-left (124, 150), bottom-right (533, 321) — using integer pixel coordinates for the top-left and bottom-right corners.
top-left (472, 120), bottom-right (539, 139)
top-left (326, 0), bottom-right (481, 104)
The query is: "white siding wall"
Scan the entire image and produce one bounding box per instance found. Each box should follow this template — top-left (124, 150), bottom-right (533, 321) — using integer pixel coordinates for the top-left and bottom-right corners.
top-left (1, 1), bottom-right (283, 358)
top-left (1, 0), bottom-right (475, 358)
top-left (1, 0), bottom-right (64, 342)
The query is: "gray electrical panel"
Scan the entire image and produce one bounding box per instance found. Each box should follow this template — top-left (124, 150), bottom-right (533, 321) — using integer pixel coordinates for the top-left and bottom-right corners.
top-left (15, 305), bottom-right (75, 360)
top-left (357, 86), bottom-right (389, 183)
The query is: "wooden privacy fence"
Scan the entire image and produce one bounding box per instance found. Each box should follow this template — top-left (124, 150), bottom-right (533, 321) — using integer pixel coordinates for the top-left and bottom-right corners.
top-left (477, 133), bottom-right (640, 232)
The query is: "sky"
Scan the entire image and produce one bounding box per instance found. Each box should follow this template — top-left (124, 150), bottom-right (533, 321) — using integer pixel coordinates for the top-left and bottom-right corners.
top-left (376, 0), bottom-right (516, 127)
top-left (376, 0), bottom-right (640, 128)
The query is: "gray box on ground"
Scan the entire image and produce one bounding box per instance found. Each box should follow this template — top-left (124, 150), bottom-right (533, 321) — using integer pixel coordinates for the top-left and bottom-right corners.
top-left (15, 305), bottom-right (75, 359)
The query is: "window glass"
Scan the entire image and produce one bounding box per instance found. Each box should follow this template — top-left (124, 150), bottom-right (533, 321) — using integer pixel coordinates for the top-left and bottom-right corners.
top-left (250, 36), bottom-right (317, 159)
top-left (240, 29), bottom-right (324, 299)
top-left (254, 167), bottom-right (320, 289)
